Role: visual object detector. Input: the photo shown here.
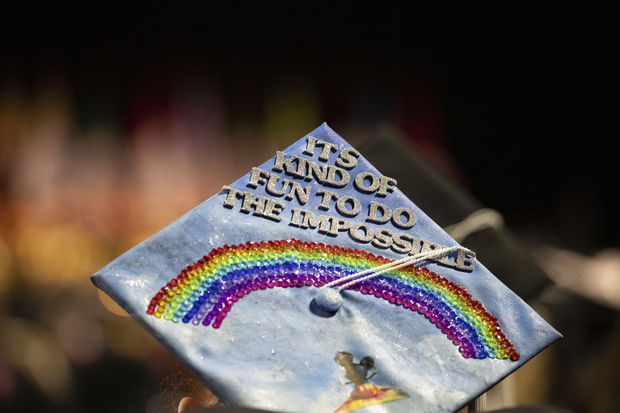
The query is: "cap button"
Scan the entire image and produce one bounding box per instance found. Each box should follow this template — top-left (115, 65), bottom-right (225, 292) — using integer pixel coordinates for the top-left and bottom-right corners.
top-left (314, 288), bottom-right (343, 313)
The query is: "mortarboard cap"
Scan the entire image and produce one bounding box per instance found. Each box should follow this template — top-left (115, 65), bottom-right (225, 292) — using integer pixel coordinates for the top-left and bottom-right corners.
top-left (91, 123), bottom-right (561, 412)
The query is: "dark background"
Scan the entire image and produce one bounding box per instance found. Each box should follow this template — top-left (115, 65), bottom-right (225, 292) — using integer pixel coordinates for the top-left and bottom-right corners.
top-left (0, 4), bottom-right (617, 412)
top-left (3, 4), bottom-right (616, 251)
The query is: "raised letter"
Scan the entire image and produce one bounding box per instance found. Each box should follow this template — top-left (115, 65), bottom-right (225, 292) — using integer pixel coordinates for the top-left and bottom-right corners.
top-left (222, 185), bottom-right (244, 208)
top-left (289, 208), bottom-right (304, 226)
top-left (303, 135), bottom-right (338, 161)
top-left (303, 135), bottom-right (318, 157)
top-left (391, 207), bottom-right (416, 229)
top-left (316, 189), bottom-right (339, 210)
top-left (349, 224), bottom-right (374, 243)
top-left (336, 196), bottom-right (362, 217)
top-left (354, 172), bottom-right (380, 193)
top-left (285, 181), bottom-right (311, 205)
top-left (367, 201), bottom-right (392, 224)
top-left (418, 240), bottom-right (453, 266)
top-left (261, 197), bottom-right (286, 222)
top-left (336, 147), bottom-right (360, 169)
top-left (330, 218), bottom-right (351, 235)
top-left (307, 160), bottom-right (328, 183)
top-left (300, 210), bottom-right (321, 229)
top-left (247, 167), bottom-right (270, 189)
top-left (377, 175), bottom-right (397, 197)
top-left (266, 174), bottom-right (290, 196)
top-left (371, 228), bottom-right (393, 249)
top-left (391, 233), bottom-right (414, 254)
top-left (455, 249), bottom-right (474, 271)
top-left (272, 151), bottom-right (306, 179)
top-left (240, 191), bottom-right (264, 214)
top-left (325, 166), bottom-right (350, 188)
top-left (316, 216), bottom-right (336, 235)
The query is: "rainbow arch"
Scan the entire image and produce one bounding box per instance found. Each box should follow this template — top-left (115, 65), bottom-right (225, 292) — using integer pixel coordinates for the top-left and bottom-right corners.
top-left (147, 239), bottom-right (519, 361)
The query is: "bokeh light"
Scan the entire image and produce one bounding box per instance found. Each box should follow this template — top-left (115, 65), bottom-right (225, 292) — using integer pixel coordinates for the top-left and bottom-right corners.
top-left (0, 5), bottom-right (617, 413)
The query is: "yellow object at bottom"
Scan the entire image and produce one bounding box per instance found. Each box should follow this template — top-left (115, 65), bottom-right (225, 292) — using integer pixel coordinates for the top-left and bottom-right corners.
top-left (334, 383), bottom-right (409, 413)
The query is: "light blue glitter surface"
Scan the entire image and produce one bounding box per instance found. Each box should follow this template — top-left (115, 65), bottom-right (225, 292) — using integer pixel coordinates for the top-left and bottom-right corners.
top-left (91, 123), bottom-right (561, 413)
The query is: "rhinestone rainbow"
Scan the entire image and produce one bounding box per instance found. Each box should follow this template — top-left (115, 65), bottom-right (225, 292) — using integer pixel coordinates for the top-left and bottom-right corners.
top-left (147, 239), bottom-right (519, 361)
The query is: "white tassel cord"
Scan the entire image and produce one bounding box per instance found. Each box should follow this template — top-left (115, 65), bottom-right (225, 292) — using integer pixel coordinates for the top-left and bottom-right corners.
top-left (322, 246), bottom-right (475, 292)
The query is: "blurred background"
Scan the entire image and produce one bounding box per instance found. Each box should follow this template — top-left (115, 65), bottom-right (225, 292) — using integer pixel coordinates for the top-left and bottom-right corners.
top-left (0, 4), bottom-right (617, 413)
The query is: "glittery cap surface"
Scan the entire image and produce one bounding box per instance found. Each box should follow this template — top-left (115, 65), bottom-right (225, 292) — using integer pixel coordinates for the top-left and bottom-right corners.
top-left (91, 123), bottom-right (561, 413)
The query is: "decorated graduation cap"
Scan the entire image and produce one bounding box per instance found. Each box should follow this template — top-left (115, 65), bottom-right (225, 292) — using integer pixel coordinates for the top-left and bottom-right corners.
top-left (91, 123), bottom-right (561, 412)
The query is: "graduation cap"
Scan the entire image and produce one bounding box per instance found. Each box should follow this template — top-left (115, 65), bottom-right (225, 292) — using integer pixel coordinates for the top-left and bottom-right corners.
top-left (91, 123), bottom-right (561, 412)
